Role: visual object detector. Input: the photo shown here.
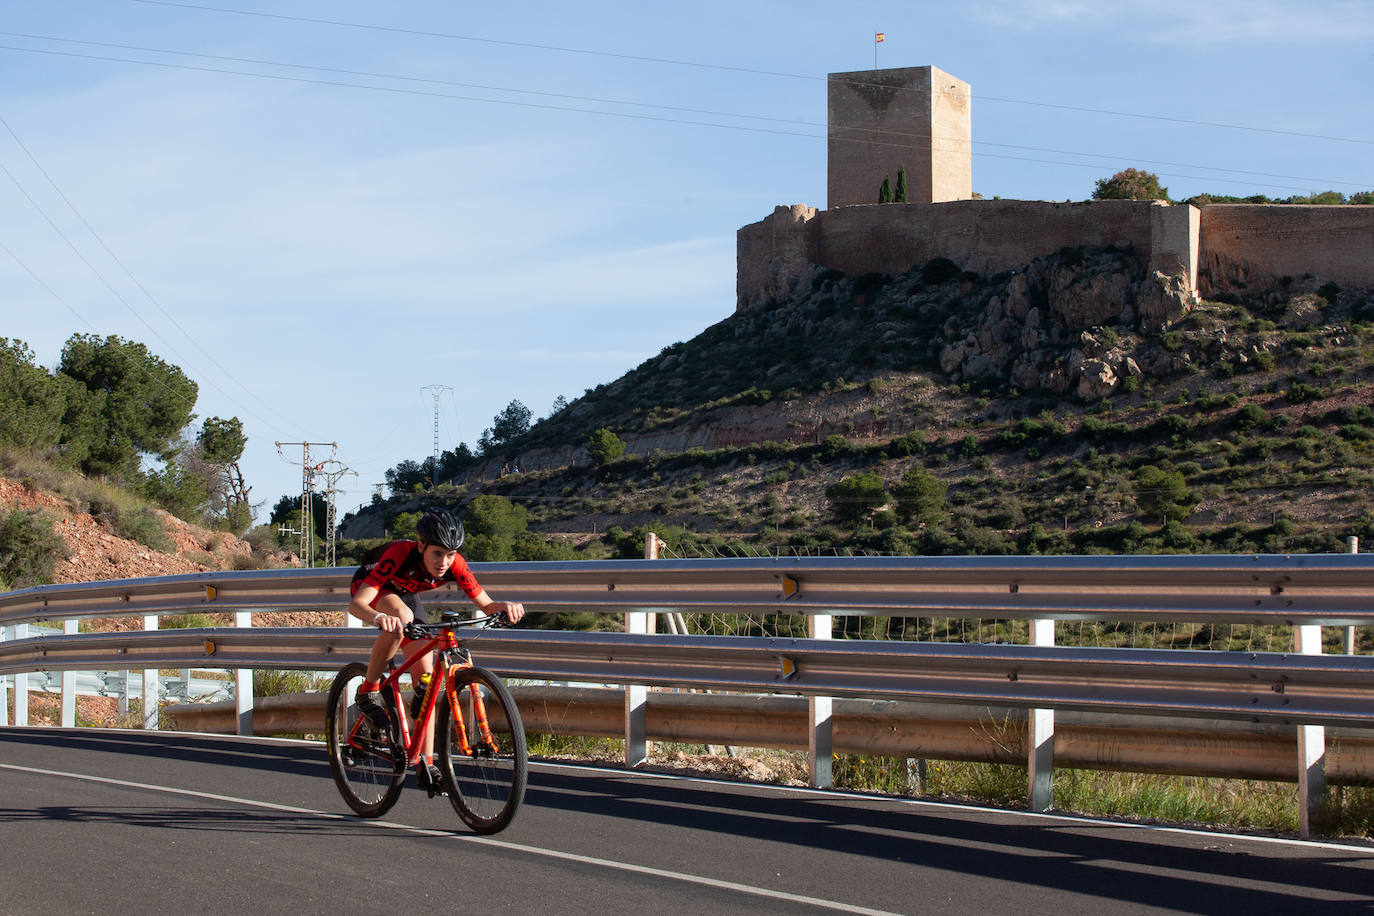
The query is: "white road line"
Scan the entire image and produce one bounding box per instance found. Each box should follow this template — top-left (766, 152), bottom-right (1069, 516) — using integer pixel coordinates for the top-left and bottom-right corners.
top-left (0, 762), bottom-right (903, 916)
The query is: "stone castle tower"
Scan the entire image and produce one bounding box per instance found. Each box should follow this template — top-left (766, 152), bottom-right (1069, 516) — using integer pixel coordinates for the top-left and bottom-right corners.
top-left (827, 65), bottom-right (972, 207)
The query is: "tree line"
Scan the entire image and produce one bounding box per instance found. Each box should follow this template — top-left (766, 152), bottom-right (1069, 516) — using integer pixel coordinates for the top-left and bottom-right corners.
top-left (1091, 168), bottom-right (1374, 206)
top-left (0, 334), bottom-right (251, 531)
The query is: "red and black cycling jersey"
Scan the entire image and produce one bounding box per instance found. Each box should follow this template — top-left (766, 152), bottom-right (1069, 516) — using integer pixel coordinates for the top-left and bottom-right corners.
top-left (350, 539), bottom-right (482, 602)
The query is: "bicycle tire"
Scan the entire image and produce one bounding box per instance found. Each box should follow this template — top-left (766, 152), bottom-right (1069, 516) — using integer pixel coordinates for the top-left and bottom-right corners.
top-left (436, 665), bottom-right (527, 834)
top-left (326, 662), bottom-right (406, 818)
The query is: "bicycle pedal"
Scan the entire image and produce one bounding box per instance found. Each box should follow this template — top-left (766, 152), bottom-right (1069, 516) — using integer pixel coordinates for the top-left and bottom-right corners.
top-left (418, 764), bottom-right (448, 798)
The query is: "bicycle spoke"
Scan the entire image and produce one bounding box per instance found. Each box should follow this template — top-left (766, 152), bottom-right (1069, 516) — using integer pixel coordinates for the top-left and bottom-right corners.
top-left (438, 667), bottom-right (527, 834)
top-left (326, 663), bottom-right (405, 818)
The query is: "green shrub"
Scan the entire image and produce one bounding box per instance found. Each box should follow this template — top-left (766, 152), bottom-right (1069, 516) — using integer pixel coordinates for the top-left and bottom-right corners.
top-left (1287, 382), bottom-right (1325, 404)
top-left (588, 427), bottom-right (626, 465)
top-left (826, 472), bottom-right (888, 524)
top-left (0, 508), bottom-right (68, 589)
top-left (892, 466), bottom-right (947, 526)
top-left (1234, 404), bottom-right (1267, 430)
top-left (889, 431), bottom-right (927, 456)
top-left (817, 435), bottom-right (852, 461)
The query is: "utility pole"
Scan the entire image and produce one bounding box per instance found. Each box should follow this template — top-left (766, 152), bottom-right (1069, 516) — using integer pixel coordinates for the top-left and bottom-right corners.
top-left (275, 440), bottom-right (337, 566)
top-left (421, 384), bottom-right (452, 487)
top-left (317, 459), bottom-right (358, 567)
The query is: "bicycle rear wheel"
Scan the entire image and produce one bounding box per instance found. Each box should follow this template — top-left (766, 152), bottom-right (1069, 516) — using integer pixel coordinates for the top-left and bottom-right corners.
top-left (437, 666), bottom-right (527, 834)
top-left (326, 662), bottom-right (405, 818)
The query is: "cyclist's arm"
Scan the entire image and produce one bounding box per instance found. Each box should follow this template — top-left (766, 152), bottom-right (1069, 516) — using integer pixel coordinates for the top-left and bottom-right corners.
top-left (472, 590), bottom-right (525, 624)
top-left (348, 584), bottom-right (405, 634)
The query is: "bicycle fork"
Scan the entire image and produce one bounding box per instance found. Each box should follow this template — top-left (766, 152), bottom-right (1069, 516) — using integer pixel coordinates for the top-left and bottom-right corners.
top-left (445, 664), bottom-right (500, 758)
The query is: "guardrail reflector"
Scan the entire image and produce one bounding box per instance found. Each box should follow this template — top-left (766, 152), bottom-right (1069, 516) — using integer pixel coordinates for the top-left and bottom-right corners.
top-left (779, 657), bottom-right (798, 679)
top-left (780, 575), bottom-right (801, 600)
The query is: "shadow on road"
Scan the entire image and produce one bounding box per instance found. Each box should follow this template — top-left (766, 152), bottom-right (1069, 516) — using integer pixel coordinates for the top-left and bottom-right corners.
top-left (5, 727), bottom-right (1373, 911)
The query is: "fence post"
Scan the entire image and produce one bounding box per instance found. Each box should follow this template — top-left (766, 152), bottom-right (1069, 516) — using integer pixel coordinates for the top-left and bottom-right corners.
top-left (0, 627), bottom-right (8, 727)
top-left (14, 622), bottom-right (28, 726)
top-left (1295, 623), bottom-right (1326, 837)
top-left (809, 612), bottom-right (834, 788)
top-left (142, 616), bottom-right (160, 730)
top-left (61, 619), bottom-right (78, 727)
top-left (624, 609), bottom-right (648, 766)
top-left (1346, 537), bottom-right (1359, 655)
top-left (619, 533), bottom-right (660, 767)
top-left (1028, 618), bottom-right (1055, 812)
top-left (235, 611), bottom-right (254, 736)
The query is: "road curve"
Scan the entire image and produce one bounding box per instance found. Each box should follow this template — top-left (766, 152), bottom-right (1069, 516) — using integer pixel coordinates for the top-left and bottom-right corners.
top-left (1, 727), bottom-right (1371, 914)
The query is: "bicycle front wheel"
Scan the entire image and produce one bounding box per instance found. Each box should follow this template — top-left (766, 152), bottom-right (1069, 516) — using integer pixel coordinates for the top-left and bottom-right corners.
top-left (436, 666), bottom-right (527, 834)
top-left (326, 662), bottom-right (405, 818)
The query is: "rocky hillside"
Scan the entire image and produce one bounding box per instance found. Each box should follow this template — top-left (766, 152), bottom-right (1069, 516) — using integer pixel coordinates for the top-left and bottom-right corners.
top-left (345, 245), bottom-right (1374, 557)
top-left (0, 475), bottom-right (256, 583)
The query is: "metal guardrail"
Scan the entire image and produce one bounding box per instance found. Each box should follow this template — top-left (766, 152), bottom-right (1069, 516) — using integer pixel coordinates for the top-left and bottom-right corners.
top-left (4, 625), bottom-right (1374, 728)
top-left (164, 688), bottom-right (1374, 785)
top-left (5, 553), bottom-right (1374, 625)
top-left (2, 555), bottom-right (1372, 836)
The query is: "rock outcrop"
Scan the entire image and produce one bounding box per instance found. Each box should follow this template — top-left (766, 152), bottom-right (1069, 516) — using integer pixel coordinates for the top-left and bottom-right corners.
top-left (937, 249), bottom-right (1193, 398)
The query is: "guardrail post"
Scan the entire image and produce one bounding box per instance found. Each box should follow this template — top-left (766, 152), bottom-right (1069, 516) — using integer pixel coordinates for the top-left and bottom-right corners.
top-left (235, 611), bottom-right (254, 736)
top-left (0, 627), bottom-right (8, 727)
top-left (13, 622), bottom-right (28, 726)
top-left (1028, 617), bottom-right (1055, 812)
top-left (809, 612), bottom-right (833, 788)
top-left (1346, 537), bottom-right (1359, 655)
top-left (625, 609), bottom-right (649, 766)
top-left (61, 620), bottom-right (78, 727)
top-left (142, 616), bottom-right (160, 730)
top-left (1295, 623), bottom-right (1326, 837)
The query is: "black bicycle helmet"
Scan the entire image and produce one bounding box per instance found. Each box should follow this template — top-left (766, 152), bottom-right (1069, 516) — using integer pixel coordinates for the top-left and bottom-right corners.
top-left (415, 507), bottom-right (464, 550)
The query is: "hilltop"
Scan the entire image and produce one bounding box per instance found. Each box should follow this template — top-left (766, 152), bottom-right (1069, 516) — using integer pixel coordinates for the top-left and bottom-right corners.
top-left (343, 245), bottom-right (1374, 559)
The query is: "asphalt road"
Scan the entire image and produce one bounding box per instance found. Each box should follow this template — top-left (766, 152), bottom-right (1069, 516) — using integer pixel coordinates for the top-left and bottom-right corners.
top-left (1, 727), bottom-right (1372, 915)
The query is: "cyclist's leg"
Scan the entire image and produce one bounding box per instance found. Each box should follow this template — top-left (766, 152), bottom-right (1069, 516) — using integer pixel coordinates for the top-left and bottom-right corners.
top-left (399, 594), bottom-right (439, 764)
top-left (363, 590), bottom-right (415, 683)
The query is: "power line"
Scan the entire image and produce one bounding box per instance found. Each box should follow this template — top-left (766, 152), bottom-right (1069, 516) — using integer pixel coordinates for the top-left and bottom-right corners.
top-left (1, 42), bottom-right (1365, 195)
top-left (3, 31), bottom-right (1367, 190)
top-left (124, 0), bottom-right (1374, 148)
top-left (0, 113), bottom-right (303, 438)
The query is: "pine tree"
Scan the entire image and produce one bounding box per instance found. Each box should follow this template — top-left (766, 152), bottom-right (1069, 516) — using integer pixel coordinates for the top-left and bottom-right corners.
top-left (878, 176), bottom-right (892, 204)
top-left (895, 164), bottom-right (908, 203)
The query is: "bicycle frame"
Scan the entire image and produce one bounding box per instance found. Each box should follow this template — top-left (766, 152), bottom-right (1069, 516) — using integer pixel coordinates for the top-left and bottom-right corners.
top-left (345, 625), bottom-right (497, 769)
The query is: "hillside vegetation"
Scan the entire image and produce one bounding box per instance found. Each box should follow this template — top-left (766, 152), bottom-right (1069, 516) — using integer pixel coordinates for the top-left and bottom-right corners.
top-left (345, 245), bottom-right (1374, 562)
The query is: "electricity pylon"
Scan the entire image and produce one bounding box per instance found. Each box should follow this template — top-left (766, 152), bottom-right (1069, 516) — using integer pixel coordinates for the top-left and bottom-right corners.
top-left (317, 459), bottom-right (357, 567)
top-left (275, 440), bottom-right (337, 566)
top-left (421, 384), bottom-right (452, 487)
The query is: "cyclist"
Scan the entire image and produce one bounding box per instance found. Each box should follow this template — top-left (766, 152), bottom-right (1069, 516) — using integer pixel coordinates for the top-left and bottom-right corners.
top-left (346, 506), bottom-right (525, 793)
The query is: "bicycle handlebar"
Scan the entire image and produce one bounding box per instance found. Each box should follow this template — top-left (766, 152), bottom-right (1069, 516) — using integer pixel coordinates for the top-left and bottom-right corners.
top-left (401, 611), bottom-right (509, 641)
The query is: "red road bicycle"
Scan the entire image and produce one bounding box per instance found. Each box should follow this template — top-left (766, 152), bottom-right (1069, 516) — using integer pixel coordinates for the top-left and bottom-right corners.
top-left (326, 611), bottom-right (527, 834)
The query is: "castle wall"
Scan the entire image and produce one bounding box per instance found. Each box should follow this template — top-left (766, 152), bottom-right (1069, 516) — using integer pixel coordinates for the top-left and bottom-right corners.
top-left (819, 199), bottom-right (1156, 278)
top-left (827, 66), bottom-right (972, 207)
top-left (737, 199), bottom-right (1179, 312)
top-left (735, 204), bottom-right (819, 308)
top-left (1198, 205), bottom-right (1374, 294)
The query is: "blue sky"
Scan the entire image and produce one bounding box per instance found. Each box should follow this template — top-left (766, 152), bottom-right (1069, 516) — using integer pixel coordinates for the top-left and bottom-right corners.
top-left (2, 0), bottom-right (1371, 524)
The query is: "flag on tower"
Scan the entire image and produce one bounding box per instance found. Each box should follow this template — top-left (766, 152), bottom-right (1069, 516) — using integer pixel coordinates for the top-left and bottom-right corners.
top-left (875, 31), bottom-right (885, 43)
